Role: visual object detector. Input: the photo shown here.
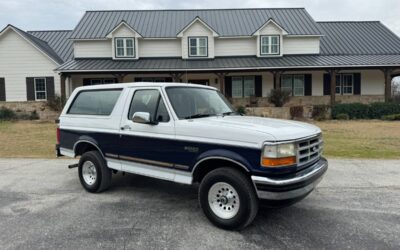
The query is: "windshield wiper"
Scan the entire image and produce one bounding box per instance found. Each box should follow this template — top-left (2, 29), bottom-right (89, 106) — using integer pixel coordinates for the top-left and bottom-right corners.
top-left (183, 113), bottom-right (215, 119)
top-left (221, 111), bottom-right (240, 117)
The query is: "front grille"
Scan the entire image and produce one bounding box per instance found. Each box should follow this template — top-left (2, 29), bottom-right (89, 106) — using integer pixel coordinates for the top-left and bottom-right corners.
top-left (296, 134), bottom-right (323, 167)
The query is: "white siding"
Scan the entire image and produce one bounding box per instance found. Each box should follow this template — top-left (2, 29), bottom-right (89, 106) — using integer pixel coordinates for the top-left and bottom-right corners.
top-left (110, 25), bottom-right (139, 60)
top-left (215, 38), bottom-right (256, 56)
top-left (139, 39), bottom-right (181, 57)
top-left (341, 69), bottom-right (385, 95)
top-left (0, 29), bottom-right (60, 101)
top-left (181, 21), bottom-right (214, 59)
top-left (283, 37), bottom-right (320, 55)
top-left (256, 22), bottom-right (284, 57)
top-left (74, 40), bottom-right (111, 58)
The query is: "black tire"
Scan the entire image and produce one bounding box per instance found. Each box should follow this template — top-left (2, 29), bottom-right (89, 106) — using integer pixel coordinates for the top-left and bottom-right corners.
top-left (78, 151), bottom-right (112, 193)
top-left (199, 167), bottom-right (258, 230)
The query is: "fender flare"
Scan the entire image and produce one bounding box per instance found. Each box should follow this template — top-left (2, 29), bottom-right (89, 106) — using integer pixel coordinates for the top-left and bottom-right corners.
top-left (73, 136), bottom-right (104, 158)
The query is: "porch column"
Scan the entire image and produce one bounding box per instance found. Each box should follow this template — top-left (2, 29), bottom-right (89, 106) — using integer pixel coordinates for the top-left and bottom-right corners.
top-left (170, 73), bottom-right (183, 82)
top-left (60, 74), bottom-right (66, 99)
top-left (114, 74), bottom-right (127, 83)
top-left (382, 68), bottom-right (393, 102)
top-left (215, 73), bottom-right (228, 94)
top-left (329, 69), bottom-right (338, 106)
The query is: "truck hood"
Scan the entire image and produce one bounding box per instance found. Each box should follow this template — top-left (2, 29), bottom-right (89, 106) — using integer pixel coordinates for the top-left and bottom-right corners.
top-left (175, 115), bottom-right (321, 147)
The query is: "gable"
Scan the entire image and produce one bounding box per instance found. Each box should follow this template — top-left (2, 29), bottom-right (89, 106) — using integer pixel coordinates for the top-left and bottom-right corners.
top-left (106, 22), bottom-right (141, 38)
top-left (181, 20), bottom-right (214, 36)
top-left (253, 19), bottom-right (289, 36)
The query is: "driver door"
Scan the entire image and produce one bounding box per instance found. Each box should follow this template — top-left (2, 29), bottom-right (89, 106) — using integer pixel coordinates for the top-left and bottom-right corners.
top-left (119, 87), bottom-right (176, 180)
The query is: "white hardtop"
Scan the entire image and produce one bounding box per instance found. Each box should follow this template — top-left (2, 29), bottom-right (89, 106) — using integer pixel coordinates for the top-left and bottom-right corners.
top-left (73, 82), bottom-right (217, 91)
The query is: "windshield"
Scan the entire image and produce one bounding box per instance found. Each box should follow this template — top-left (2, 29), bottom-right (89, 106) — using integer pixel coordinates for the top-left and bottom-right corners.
top-left (166, 87), bottom-right (235, 119)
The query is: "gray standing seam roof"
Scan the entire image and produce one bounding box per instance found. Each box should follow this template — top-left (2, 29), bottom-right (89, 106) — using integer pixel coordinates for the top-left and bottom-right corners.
top-left (70, 8), bottom-right (323, 39)
top-left (318, 21), bottom-right (400, 55)
top-left (28, 30), bottom-right (74, 62)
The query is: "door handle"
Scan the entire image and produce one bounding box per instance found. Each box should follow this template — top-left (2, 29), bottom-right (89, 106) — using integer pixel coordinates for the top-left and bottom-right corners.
top-left (120, 125), bottom-right (131, 130)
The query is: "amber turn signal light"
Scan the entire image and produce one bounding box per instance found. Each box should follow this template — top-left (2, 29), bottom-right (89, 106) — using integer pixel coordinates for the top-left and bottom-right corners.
top-left (261, 156), bottom-right (296, 167)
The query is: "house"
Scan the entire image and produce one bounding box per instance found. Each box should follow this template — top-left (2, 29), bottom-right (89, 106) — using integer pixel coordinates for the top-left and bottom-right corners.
top-left (1, 8), bottom-right (400, 107)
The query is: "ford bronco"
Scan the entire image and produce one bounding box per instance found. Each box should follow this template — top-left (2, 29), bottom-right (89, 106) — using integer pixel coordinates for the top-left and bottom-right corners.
top-left (56, 82), bottom-right (328, 230)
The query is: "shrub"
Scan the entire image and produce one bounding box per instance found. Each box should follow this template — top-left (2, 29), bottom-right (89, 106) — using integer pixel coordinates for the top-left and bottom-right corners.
top-left (0, 107), bottom-right (16, 120)
top-left (290, 106), bottom-right (304, 119)
top-left (381, 114), bottom-right (400, 121)
top-left (237, 106), bottom-right (246, 115)
top-left (47, 95), bottom-right (67, 111)
top-left (332, 103), bottom-right (370, 119)
top-left (336, 113), bottom-right (350, 120)
top-left (312, 105), bottom-right (330, 121)
top-left (368, 102), bottom-right (400, 119)
top-left (268, 89), bottom-right (291, 107)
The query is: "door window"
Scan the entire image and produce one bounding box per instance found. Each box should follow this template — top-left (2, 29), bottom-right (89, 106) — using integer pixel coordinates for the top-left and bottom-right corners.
top-left (128, 89), bottom-right (170, 122)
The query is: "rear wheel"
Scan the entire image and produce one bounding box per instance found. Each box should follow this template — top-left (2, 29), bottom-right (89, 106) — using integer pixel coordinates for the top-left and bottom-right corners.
top-left (78, 151), bottom-right (111, 193)
top-left (199, 167), bottom-right (258, 230)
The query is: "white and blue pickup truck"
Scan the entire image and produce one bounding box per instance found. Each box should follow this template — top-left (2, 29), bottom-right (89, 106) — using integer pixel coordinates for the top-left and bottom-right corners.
top-left (56, 82), bottom-right (328, 230)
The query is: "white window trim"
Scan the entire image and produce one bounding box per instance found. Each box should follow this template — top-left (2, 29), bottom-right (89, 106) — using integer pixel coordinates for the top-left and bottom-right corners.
top-left (188, 37), bottom-right (208, 57)
top-left (260, 35), bottom-right (280, 56)
top-left (115, 37), bottom-right (135, 58)
top-left (34, 77), bottom-right (47, 101)
top-left (281, 74), bottom-right (305, 96)
top-left (335, 74), bottom-right (354, 95)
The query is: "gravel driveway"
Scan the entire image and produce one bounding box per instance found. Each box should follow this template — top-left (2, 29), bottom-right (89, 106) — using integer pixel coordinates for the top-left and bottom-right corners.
top-left (0, 158), bottom-right (399, 249)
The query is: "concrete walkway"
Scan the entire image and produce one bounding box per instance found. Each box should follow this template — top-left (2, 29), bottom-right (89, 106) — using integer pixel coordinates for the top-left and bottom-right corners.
top-left (0, 158), bottom-right (399, 249)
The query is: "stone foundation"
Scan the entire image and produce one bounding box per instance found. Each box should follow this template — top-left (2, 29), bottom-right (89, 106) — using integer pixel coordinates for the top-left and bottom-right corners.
top-left (0, 101), bottom-right (59, 121)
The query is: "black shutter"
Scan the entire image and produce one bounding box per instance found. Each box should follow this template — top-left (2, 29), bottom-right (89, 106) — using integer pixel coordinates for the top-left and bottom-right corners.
top-left (323, 73), bottom-right (331, 96)
top-left (0, 78), bottom-right (5, 101)
top-left (113, 78), bottom-right (118, 83)
top-left (304, 74), bottom-right (312, 96)
top-left (46, 77), bottom-right (55, 100)
top-left (255, 75), bottom-right (262, 97)
top-left (224, 76), bottom-right (232, 97)
top-left (134, 78), bottom-right (142, 82)
top-left (165, 77), bottom-right (173, 82)
top-left (83, 78), bottom-right (91, 86)
top-left (26, 77), bottom-right (35, 101)
top-left (353, 73), bottom-right (361, 95)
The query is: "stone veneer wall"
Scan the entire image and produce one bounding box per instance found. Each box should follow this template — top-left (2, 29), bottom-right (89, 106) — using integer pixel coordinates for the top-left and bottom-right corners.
top-left (0, 101), bottom-right (59, 121)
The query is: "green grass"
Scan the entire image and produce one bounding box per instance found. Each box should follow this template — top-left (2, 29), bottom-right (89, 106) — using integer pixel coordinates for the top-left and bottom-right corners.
top-left (0, 120), bottom-right (399, 159)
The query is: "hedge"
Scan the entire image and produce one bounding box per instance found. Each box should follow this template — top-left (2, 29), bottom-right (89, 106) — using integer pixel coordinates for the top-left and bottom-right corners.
top-left (332, 102), bottom-right (400, 119)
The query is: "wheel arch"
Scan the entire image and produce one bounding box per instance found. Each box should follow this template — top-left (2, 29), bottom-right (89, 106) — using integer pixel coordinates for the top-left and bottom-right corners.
top-left (73, 138), bottom-right (104, 158)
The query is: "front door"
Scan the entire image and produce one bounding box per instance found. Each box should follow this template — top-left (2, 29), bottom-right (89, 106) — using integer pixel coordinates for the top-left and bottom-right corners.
top-left (119, 87), bottom-right (176, 181)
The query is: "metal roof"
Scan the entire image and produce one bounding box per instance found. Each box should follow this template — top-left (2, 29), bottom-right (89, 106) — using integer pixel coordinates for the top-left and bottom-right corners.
top-left (28, 30), bottom-right (74, 62)
top-left (70, 8), bottom-right (323, 39)
top-left (56, 55), bottom-right (400, 72)
top-left (318, 21), bottom-right (400, 55)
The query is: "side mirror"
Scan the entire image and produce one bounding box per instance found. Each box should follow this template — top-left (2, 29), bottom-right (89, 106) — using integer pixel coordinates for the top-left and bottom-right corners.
top-left (132, 112), bottom-right (158, 125)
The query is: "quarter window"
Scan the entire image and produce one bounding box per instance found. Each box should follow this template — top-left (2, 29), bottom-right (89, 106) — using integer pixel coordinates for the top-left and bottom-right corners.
top-left (115, 38), bottom-right (135, 58)
top-left (336, 74), bottom-right (353, 95)
top-left (281, 75), bottom-right (305, 96)
top-left (128, 90), bottom-right (170, 123)
top-left (34, 78), bottom-right (47, 100)
top-left (188, 37), bottom-right (208, 57)
top-left (232, 76), bottom-right (255, 98)
top-left (68, 89), bottom-right (122, 115)
top-left (260, 35), bottom-right (280, 55)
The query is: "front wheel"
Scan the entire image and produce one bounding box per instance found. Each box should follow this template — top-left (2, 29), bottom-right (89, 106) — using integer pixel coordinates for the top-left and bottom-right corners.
top-left (199, 167), bottom-right (258, 230)
top-left (78, 151), bottom-right (112, 193)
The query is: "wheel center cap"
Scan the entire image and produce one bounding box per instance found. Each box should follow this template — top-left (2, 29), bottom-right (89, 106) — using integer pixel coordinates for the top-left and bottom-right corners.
top-left (220, 196), bottom-right (228, 205)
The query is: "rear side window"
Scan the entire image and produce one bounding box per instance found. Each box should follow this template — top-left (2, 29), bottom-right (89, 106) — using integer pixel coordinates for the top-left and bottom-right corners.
top-left (68, 89), bottom-right (122, 115)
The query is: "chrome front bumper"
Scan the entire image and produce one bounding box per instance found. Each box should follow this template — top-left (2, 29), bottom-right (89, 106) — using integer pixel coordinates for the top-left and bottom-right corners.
top-left (251, 158), bottom-right (328, 200)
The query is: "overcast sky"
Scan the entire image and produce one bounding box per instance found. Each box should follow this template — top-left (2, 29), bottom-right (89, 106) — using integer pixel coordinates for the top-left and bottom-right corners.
top-left (0, 0), bottom-right (399, 36)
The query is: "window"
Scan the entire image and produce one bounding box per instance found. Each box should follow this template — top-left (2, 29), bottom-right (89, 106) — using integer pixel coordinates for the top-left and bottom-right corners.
top-left (68, 89), bottom-right (122, 115)
top-left (188, 37), bottom-right (208, 57)
top-left (232, 76), bottom-right (255, 98)
top-left (280, 75), bottom-right (305, 96)
top-left (336, 74), bottom-right (353, 95)
top-left (166, 87), bottom-right (234, 119)
top-left (260, 35), bottom-right (280, 55)
top-left (128, 90), bottom-right (170, 123)
top-left (115, 38), bottom-right (135, 58)
top-left (140, 77), bottom-right (170, 83)
top-left (34, 78), bottom-right (47, 100)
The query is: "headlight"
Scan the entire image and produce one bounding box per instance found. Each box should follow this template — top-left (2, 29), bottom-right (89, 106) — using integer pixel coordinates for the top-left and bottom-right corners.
top-left (261, 143), bottom-right (296, 167)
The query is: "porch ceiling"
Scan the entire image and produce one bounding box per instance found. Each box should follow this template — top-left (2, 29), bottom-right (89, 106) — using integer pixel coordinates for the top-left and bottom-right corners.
top-left (56, 55), bottom-right (400, 73)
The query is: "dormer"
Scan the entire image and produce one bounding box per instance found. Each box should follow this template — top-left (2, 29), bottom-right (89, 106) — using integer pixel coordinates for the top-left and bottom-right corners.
top-left (177, 17), bottom-right (219, 59)
top-left (106, 21), bottom-right (142, 60)
top-left (253, 19), bottom-right (288, 57)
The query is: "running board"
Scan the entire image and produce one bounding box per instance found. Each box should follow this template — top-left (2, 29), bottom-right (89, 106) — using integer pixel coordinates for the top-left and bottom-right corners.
top-left (68, 164), bottom-right (78, 169)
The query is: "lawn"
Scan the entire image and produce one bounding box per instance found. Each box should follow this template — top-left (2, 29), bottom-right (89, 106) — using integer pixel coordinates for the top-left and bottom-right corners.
top-left (0, 120), bottom-right (399, 159)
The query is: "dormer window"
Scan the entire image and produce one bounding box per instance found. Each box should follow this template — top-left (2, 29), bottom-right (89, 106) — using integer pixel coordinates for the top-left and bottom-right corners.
top-left (115, 38), bottom-right (135, 58)
top-left (188, 37), bottom-right (208, 57)
top-left (260, 35), bottom-right (280, 55)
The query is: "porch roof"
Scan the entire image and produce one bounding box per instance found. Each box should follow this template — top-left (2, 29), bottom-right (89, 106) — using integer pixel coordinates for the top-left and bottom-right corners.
top-left (56, 55), bottom-right (400, 73)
